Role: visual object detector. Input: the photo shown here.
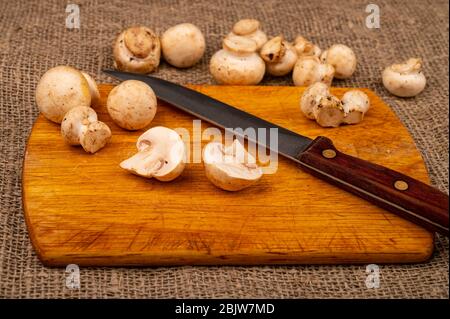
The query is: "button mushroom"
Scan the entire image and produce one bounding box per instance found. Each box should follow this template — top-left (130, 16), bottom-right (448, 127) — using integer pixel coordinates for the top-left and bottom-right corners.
top-left (300, 82), bottom-right (330, 120)
top-left (341, 90), bottom-right (371, 124)
top-left (161, 23), bottom-right (206, 68)
top-left (81, 72), bottom-right (100, 107)
top-left (294, 36), bottom-right (321, 57)
top-left (35, 65), bottom-right (92, 123)
top-left (203, 139), bottom-right (262, 191)
top-left (228, 19), bottom-right (268, 50)
top-left (313, 95), bottom-right (345, 128)
top-left (113, 26), bottom-right (161, 74)
top-left (382, 58), bottom-right (426, 97)
top-left (61, 106), bottom-right (111, 153)
top-left (320, 44), bottom-right (357, 79)
top-left (120, 126), bottom-right (186, 182)
top-left (209, 35), bottom-right (265, 85)
top-left (106, 80), bottom-right (157, 131)
top-left (260, 36), bottom-right (298, 76)
top-left (292, 56), bottom-right (335, 87)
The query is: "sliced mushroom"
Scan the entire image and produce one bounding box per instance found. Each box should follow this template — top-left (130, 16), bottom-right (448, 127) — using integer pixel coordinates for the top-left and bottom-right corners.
top-left (300, 82), bottom-right (330, 120)
top-left (320, 44), bottom-right (357, 79)
top-left (106, 80), bottom-right (157, 130)
top-left (382, 58), bottom-right (426, 97)
top-left (313, 95), bottom-right (345, 128)
top-left (120, 126), bottom-right (186, 182)
top-left (113, 26), bottom-right (161, 74)
top-left (61, 106), bottom-right (111, 153)
top-left (203, 139), bottom-right (262, 191)
top-left (81, 72), bottom-right (100, 107)
top-left (209, 35), bottom-right (265, 85)
top-left (35, 65), bottom-right (91, 123)
top-left (294, 36), bottom-right (321, 57)
top-left (342, 90), bottom-right (370, 124)
top-left (260, 36), bottom-right (298, 76)
top-left (161, 23), bottom-right (206, 68)
top-left (229, 19), bottom-right (268, 50)
top-left (292, 56), bottom-right (335, 87)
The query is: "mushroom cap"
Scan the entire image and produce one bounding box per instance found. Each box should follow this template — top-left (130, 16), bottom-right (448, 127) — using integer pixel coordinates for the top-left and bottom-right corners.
top-left (382, 58), bottom-right (426, 97)
top-left (80, 121), bottom-right (112, 154)
top-left (161, 23), bottom-right (206, 68)
top-left (294, 36), bottom-right (322, 57)
top-left (320, 44), bottom-right (357, 79)
top-left (120, 126), bottom-right (186, 181)
top-left (313, 95), bottom-right (345, 128)
top-left (106, 80), bottom-right (157, 130)
top-left (203, 140), bottom-right (262, 191)
top-left (81, 72), bottom-right (100, 107)
top-left (264, 41), bottom-right (298, 76)
top-left (300, 82), bottom-right (330, 120)
top-left (61, 106), bottom-right (98, 145)
top-left (210, 36), bottom-right (265, 85)
top-left (292, 56), bottom-right (335, 87)
top-left (113, 26), bottom-right (161, 74)
top-left (230, 19), bottom-right (267, 50)
top-left (35, 66), bottom-right (91, 123)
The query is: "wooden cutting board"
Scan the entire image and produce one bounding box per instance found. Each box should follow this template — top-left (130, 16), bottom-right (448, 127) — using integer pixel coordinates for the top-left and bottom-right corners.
top-left (22, 84), bottom-right (434, 266)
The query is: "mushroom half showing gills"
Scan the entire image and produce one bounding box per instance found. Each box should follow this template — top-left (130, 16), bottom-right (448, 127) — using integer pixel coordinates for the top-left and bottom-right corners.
top-left (203, 139), bottom-right (263, 191)
top-left (120, 126), bottom-right (186, 182)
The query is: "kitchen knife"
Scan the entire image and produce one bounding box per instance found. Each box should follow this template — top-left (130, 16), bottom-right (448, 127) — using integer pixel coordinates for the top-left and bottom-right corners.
top-left (103, 70), bottom-right (449, 236)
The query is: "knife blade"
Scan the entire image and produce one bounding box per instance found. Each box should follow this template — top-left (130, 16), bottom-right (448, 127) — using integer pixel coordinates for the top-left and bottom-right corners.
top-left (103, 70), bottom-right (449, 236)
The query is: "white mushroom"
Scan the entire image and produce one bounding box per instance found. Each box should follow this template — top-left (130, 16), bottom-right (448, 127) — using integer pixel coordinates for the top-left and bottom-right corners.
top-left (81, 72), bottom-right (100, 107)
top-left (260, 36), bottom-right (298, 76)
top-left (35, 65), bottom-right (91, 123)
top-left (113, 26), bottom-right (161, 74)
top-left (203, 139), bottom-right (262, 191)
top-left (292, 56), bottom-right (335, 87)
top-left (120, 126), bottom-right (186, 182)
top-left (294, 36), bottom-right (321, 57)
top-left (61, 106), bottom-right (111, 153)
top-left (300, 82), bottom-right (330, 119)
top-left (342, 90), bottom-right (370, 124)
top-left (229, 19), bottom-right (268, 50)
top-left (106, 80), bottom-right (157, 130)
top-left (382, 58), bottom-right (426, 97)
top-left (320, 44), bottom-right (357, 79)
top-left (313, 95), bottom-right (345, 128)
top-left (161, 23), bottom-right (206, 68)
top-left (210, 35), bottom-right (265, 85)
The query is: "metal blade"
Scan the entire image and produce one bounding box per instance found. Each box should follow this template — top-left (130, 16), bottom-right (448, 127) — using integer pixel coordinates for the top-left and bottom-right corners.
top-left (103, 70), bottom-right (313, 161)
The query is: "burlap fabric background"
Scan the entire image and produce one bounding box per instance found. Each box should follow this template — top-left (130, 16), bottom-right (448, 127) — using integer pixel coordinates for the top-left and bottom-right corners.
top-left (0, 0), bottom-right (448, 298)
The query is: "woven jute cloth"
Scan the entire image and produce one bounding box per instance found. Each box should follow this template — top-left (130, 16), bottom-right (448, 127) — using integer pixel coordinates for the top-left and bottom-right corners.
top-left (0, 0), bottom-right (448, 298)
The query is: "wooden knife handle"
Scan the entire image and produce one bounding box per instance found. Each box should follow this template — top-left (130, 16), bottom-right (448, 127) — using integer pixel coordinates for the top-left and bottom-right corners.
top-left (297, 136), bottom-right (449, 236)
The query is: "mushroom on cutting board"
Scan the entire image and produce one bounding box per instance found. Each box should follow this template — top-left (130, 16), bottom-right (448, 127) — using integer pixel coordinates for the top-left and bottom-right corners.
top-left (210, 35), bottom-right (265, 85)
top-left (35, 65), bottom-right (91, 123)
top-left (106, 80), bottom-right (157, 131)
top-left (382, 58), bottom-right (426, 97)
top-left (228, 19), bottom-right (268, 50)
top-left (81, 72), bottom-right (100, 107)
top-left (260, 36), bottom-right (298, 76)
top-left (300, 82), bottom-right (330, 120)
top-left (161, 23), bottom-right (206, 68)
top-left (120, 126), bottom-right (186, 182)
top-left (292, 56), bottom-right (335, 87)
top-left (61, 106), bottom-right (111, 153)
top-left (203, 139), bottom-right (263, 191)
top-left (313, 95), bottom-right (345, 128)
top-left (294, 36), bottom-right (321, 57)
top-left (320, 44), bottom-right (357, 79)
top-left (341, 90), bottom-right (371, 124)
top-left (113, 26), bottom-right (161, 74)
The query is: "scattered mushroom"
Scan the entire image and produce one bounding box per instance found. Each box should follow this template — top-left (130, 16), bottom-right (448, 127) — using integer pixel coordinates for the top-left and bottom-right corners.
top-left (228, 19), bottom-right (268, 50)
top-left (113, 26), bottom-right (161, 74)
top-left (293, 36), bottom-right (321, 57)
top-left (260, 36), bottom-right (298, 76)
top-left (210, 34), bottom-right (265, 85)
top-left (120, 126), bottom-right (186, 181)
top-left (61, 106), bottom-right (111, 153)
top-left (81, 72), bottom-right (100, 107)
top-left (382, 58), bottom-right (426, 97)
top-left (35, 65), bottom-right (91, 123)
top-left (106, 80), bottom-right (157, 130)
top-left (161, 23), bottom-right (206, 68)
top-left (292, 56), bottom-right (335, 87)
top-left (341, 90), bottom-right (371, 124)
top-left (203, 139), bottom-right (262, 191)
top-left (320, 44), bottom-right (357, 79)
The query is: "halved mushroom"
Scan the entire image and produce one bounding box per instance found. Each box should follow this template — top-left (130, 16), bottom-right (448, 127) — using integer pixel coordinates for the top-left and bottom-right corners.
top-left (342, 90), bottom-right (370, 124)
top-left (113, 26), bottom-right (161, 74)
top-left (292, 56), bottom-right (335, 87)
top-left (120, 126), bottom-right (186, 182)
top-left (229, 19), bottom-right (268, 50)
top-left (260, 36), bottom-right (298, 76)
top-left (203, 139), bottom-right (262, 191)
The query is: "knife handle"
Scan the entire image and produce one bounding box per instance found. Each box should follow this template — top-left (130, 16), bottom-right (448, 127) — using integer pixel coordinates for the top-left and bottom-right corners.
top-left (297, 136), bottom-right (449, 236)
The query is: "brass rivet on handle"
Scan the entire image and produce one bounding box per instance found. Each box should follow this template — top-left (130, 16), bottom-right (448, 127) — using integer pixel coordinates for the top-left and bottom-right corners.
top-left (394, 180), bottom-right (409, 191)
top-left (322, 149), bottom-right (337, 159)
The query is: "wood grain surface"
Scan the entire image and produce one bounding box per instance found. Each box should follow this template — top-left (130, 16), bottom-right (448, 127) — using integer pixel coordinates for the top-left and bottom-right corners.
top-left (22, 84), bottom-right (434, 266)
